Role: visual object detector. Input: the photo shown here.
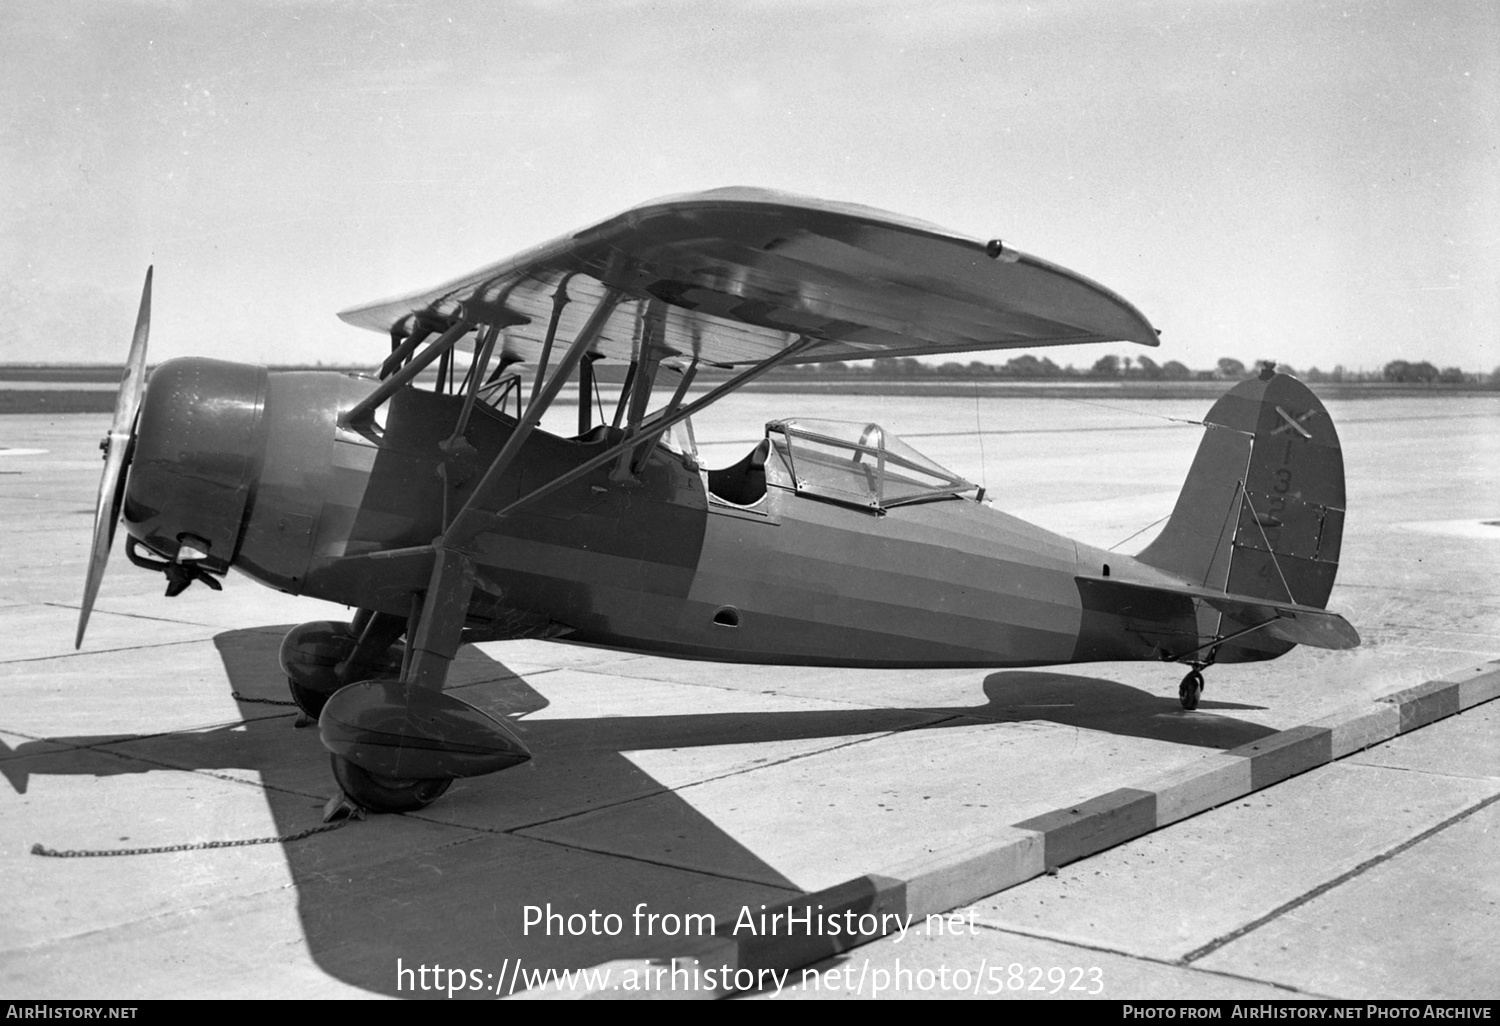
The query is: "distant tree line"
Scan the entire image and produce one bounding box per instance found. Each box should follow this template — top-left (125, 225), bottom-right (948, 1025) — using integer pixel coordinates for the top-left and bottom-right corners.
top-left (769, 354), bottom-right (1498, 385)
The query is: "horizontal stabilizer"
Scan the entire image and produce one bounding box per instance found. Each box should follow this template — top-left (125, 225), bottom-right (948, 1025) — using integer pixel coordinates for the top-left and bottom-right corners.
top-left (1075, 575), bottom-right (1360, 651)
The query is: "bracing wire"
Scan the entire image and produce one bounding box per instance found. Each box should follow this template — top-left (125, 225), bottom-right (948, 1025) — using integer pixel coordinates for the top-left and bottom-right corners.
top-left (1056, 395), bottom-right (1207, 428)
top-left (1109, 513), bottom-right (1171, 552)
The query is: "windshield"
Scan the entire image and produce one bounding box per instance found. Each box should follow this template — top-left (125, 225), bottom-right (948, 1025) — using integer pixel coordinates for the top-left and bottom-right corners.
top-left (768, 419), bottom-right (977, 510)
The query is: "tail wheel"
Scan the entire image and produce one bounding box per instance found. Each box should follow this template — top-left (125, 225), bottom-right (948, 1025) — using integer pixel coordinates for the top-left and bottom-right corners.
top-left (1179, 669), bottom-right (1205, 711)
top-left (329, 754), bottom-right (451, 814)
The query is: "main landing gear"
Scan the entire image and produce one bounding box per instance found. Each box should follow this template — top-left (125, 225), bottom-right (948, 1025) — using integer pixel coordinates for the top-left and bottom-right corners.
top-left (329, 753), bottom-right (452, 814)
top-left (279, 614), bottom-right (406, 719)
top-left (281, 614), bottom-right (457, 815)
top-left (1178, 667), bottom-right (1206, 711)
top-left (282, 582), bottom-right (535, 816)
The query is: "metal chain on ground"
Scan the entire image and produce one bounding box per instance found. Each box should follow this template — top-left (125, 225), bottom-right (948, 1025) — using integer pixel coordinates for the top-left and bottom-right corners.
top-left (31, 817), bottom-right (351, 858)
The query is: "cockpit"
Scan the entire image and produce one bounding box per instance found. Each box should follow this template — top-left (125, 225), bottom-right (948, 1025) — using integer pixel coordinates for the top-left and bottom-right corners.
top-left (370, 332), bottom-right (976, 516)
top-left (707, 419), bottom-right (979, 512)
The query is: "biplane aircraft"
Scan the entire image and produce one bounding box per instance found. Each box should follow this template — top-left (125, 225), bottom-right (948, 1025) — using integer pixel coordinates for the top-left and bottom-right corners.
top-left (77, 187), bottom-right (1358, 814)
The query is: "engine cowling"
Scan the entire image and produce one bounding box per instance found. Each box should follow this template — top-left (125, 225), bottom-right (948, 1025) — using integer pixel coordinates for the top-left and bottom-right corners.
top-left (123, 357), bottom-right (268, 571)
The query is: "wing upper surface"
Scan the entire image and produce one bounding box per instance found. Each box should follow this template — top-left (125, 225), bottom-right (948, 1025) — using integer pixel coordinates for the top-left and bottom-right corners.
top-left (337, 186), bottom-right (1159, 366)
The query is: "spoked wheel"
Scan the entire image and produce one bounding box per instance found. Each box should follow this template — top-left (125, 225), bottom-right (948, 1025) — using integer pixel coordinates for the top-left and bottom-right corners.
top-left (329, 753), bottom-right (451, 814)
top-left (1179, 669), bottom-right (1205, 711)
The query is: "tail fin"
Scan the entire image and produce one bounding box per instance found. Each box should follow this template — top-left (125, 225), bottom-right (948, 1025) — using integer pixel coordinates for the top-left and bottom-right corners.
top-left (1137, 368), bottom-right (1345, 612)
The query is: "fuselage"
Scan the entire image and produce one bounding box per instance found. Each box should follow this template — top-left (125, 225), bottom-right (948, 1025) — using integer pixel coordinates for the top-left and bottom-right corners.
top-left (123, 361), bottom-right (1237, 670)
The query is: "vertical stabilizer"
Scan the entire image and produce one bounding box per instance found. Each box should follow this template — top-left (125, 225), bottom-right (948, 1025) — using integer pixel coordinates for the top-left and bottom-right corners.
top-left (1137, 369), bottom-right (1346, 612)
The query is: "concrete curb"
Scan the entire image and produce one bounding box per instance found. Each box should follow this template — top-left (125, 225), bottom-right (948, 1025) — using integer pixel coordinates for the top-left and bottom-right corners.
top-left (522, 660), bottom-right (1500, 999)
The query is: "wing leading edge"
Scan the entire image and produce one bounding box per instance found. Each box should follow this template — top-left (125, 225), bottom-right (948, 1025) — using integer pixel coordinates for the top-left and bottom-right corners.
top-left (337, 187), bottom-right (1158, 368)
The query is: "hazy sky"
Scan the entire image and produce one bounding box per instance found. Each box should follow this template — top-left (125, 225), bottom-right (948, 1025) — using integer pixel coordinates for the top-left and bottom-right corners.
top-left (4, 0), bottom-right (1496, 372)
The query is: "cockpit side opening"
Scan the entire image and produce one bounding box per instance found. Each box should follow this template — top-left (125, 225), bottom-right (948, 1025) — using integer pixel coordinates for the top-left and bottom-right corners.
top-left (707, 438), bottom-right (770, 506)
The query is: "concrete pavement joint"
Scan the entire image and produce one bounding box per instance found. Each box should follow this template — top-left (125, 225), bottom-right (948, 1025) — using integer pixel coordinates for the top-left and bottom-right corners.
top-left (660, 715), bottom-right (965, 793)
top-left (5, 721), bottom-right (367, 853)
top-left (456, 785), bottom-right (678, 836)
top-left (19, 738), bottom-right (326, 800)
top-left (528, 659), bottom-right (1500, 998)
top-left (1178, 789), bottom-right (1500, 966)
top-left (964, 920), bottom-right (1320, 998)
top-left (561, 661), bottom-right (842, 697)
top-left (448, 667), bottom-right (561, 693)
top-left (478, 718), bottom-right (954, 836)
top-left (553, 659), bottom-right (976, 711)
top-left (1, 859), bottom-right (345, 962)
top-left (43, 599), bottom-right (233, 629)
top-left (1, 636), bottom-right (216, 665)
top-left (3, 708), bottom-right (304, 748)
top-left (507, 827), bottom-right (806, 893)
top-left (1343, 761), bottom-right (1500, 784)
top-left (405, 793), bottom-right (811, 893)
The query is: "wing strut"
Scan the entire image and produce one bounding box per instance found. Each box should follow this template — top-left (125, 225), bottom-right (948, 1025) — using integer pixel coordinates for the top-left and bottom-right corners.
top-left (437, 322), bottom-right (503, 528)
top-left (344, 283), bottom-right (531, 431)
top-left (442, 285), bottom-right (626, 552)
top-left (379, 323), bottom-right (432, 379)
top-left (449, 322), bottom-right (501, 443)
top-left (628, 358), bottom-right (700, 476)
top-left (340, 317), bottom-right (475, 431)
top-left (526, 273), bottom-right (577, 414)
top-left (472, 335), bottom-right (821, 531)
top-left (611, 299), bottom-right (671, 482)
top-left (578, 354), bottom-right (600, 435)
top-left (398, 283), bottom-right (625, 692)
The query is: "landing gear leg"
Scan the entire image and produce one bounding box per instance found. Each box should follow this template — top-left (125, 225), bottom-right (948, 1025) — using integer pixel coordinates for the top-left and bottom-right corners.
top-left (324, 550), bottom-right (481, 815)
top-left (335, 611), bottom-right (407, 689)
top-left (1179, 668), bottom-right (1206, 711)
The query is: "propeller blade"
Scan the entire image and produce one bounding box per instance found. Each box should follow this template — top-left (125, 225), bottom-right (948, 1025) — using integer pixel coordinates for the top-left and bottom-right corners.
top-left (76, 267), bottom-right (153, 648)
top-left (114, 266), bottom-right (152, 437)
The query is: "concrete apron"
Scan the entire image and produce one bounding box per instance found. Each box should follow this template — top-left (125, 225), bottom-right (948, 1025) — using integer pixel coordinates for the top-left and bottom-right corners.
top-left (4, 402), bottom-right (1497, 999)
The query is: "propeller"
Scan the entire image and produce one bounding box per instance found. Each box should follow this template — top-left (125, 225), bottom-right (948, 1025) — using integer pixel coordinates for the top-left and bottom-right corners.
top-left (76, 267), bottom-right (153, 649)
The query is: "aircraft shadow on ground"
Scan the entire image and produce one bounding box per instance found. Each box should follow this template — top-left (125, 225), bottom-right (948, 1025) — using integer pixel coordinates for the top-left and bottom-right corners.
top-left (5, 626), bottom-right (1277, 998)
